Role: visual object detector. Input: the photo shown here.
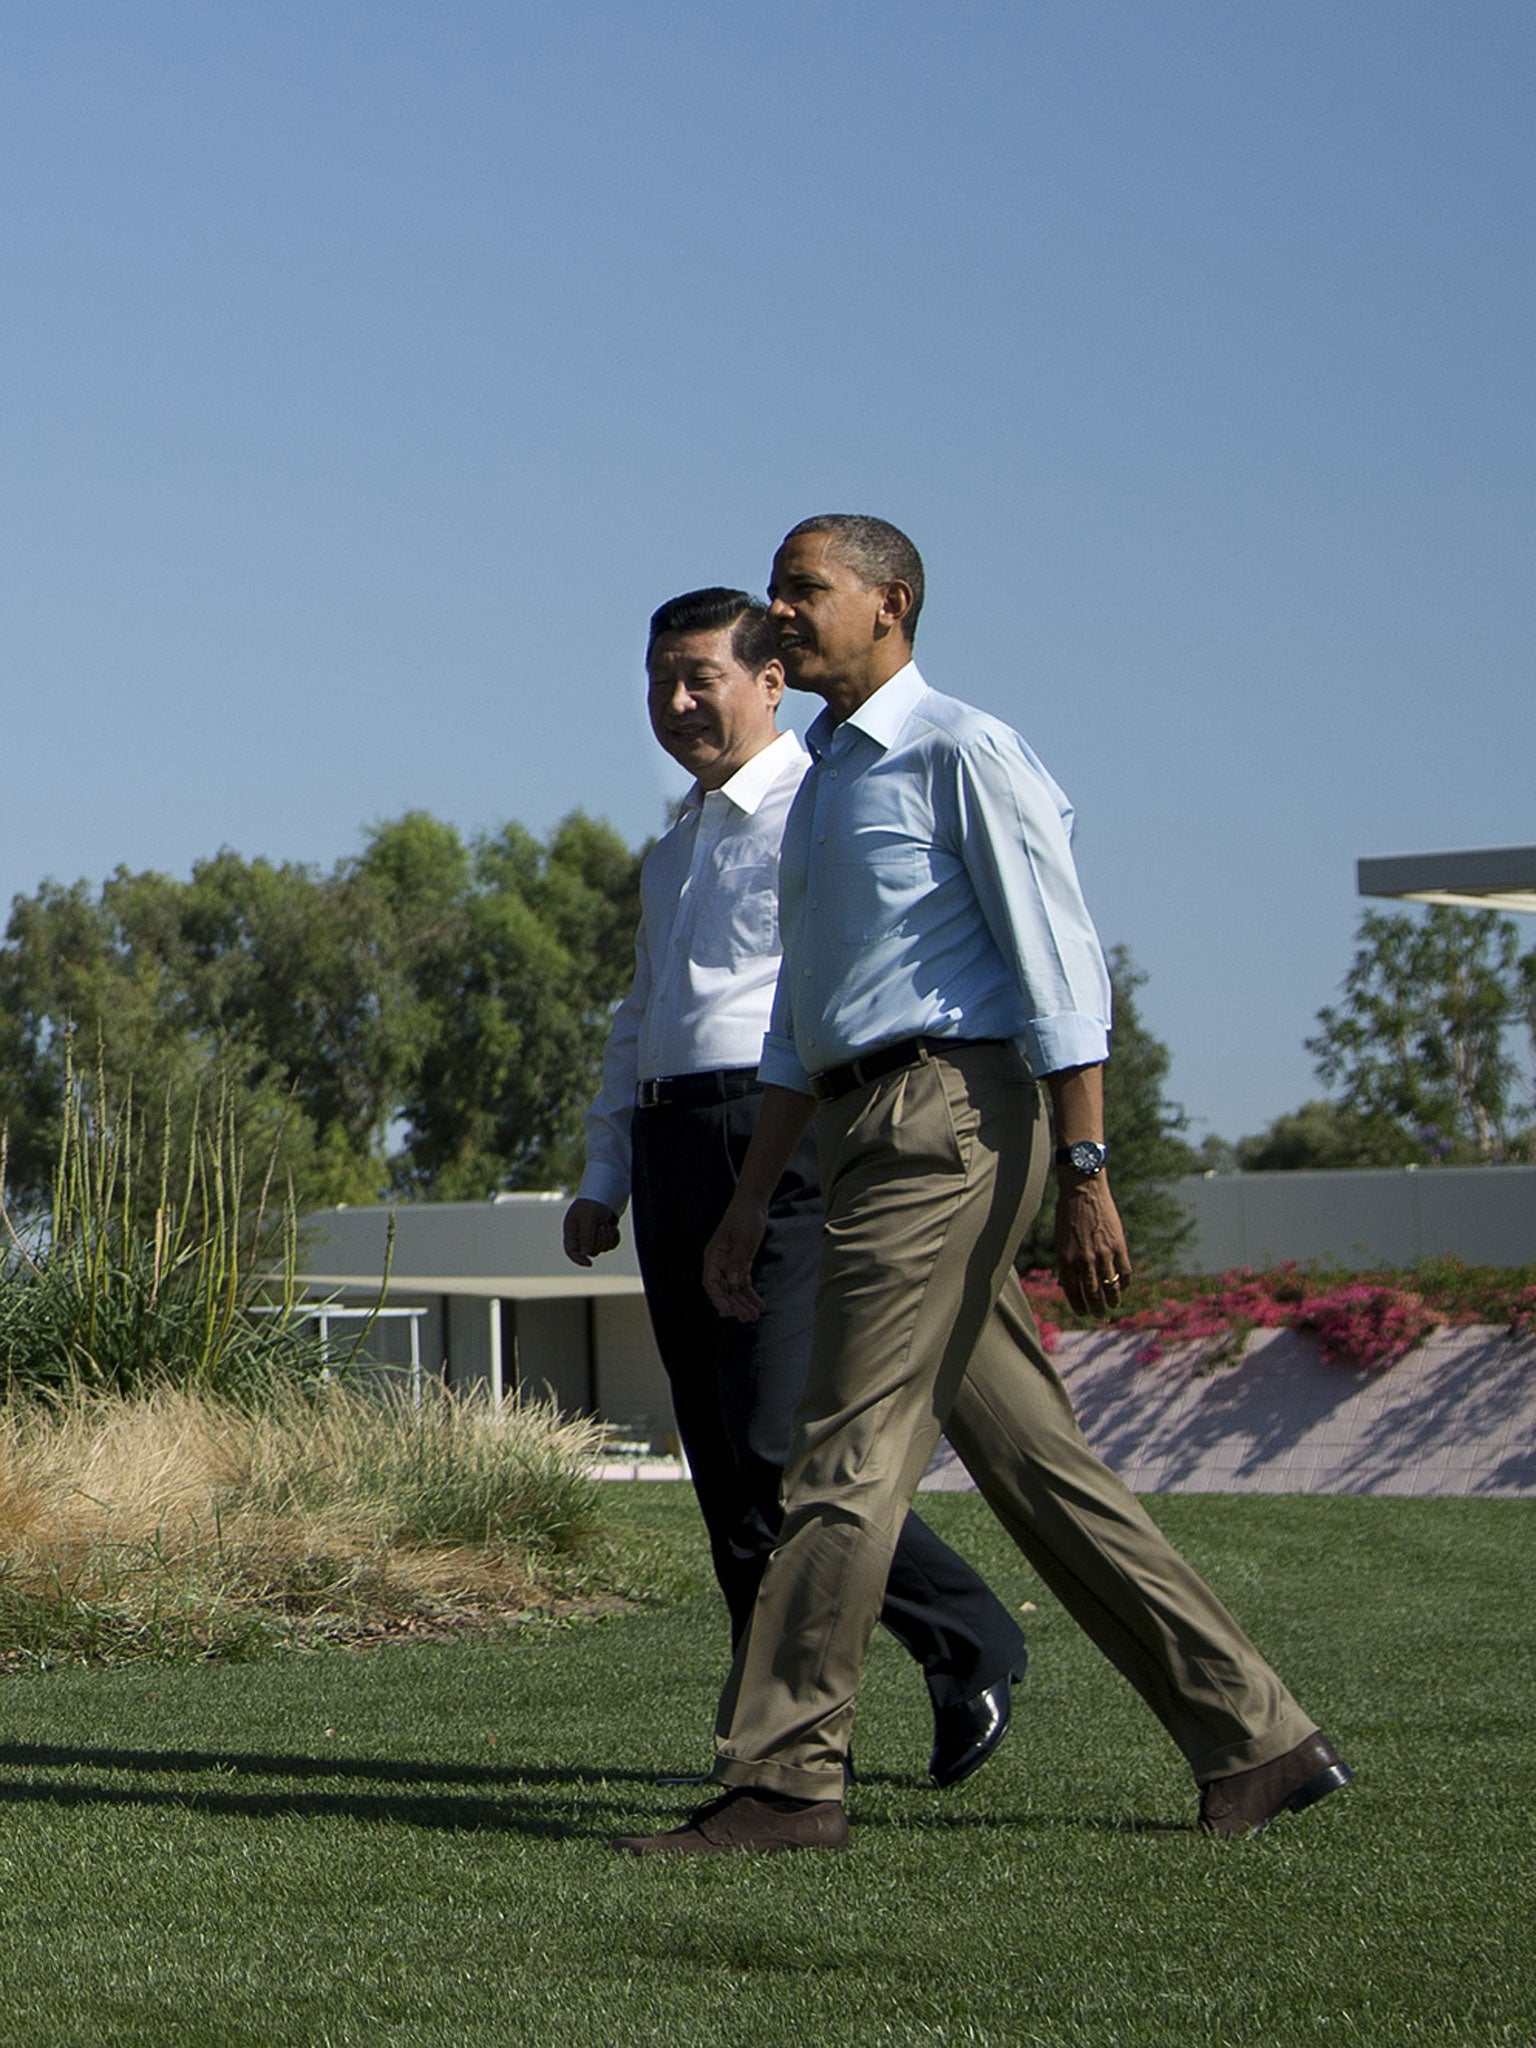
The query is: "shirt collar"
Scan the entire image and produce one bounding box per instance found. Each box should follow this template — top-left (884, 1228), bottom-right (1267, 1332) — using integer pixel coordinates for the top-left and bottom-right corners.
top-left (807, 661), bottom-right (926, 761)
top-left (686, 728), bottom-right (806, 816)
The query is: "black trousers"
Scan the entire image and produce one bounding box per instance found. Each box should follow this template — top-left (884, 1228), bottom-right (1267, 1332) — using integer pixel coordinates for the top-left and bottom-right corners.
top-left (629, 1080), bottom-right (1025, 1709)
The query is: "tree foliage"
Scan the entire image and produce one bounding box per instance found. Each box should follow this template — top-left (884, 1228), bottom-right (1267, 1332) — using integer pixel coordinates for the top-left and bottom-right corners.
top-left (1303, 906), bottom-right (1533, 1164)
top-left (4, 826), bottom-right (1196, 1274)
top-left (376, 812), bottom-right (647, 1197)
top-left (1235, 1099), bottom-right (1427, 1172)
top-left (0, 812), bottom-right (645, 1217)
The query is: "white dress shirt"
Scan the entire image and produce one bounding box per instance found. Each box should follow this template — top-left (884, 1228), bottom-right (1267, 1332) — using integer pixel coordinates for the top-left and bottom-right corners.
top-left (577, 729), bottom-right (809, 1216)
top-left (758, 663), bottom-right (1113, 1095)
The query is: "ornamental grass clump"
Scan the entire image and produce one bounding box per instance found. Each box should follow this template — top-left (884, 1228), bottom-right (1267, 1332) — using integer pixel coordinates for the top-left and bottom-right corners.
top-left (0, 1382), bottom-right (610, 1671)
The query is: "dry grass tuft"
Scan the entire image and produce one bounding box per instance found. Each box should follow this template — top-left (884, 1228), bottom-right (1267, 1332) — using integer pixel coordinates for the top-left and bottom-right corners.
top-left (0, 1383), bottom-right (614, 1670)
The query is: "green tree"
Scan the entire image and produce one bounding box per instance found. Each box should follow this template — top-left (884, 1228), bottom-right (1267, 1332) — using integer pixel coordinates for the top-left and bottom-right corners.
top-left (0, 810), bottom-right (646, 1216)
top-left (1519, 949), bottom-right (1536, 1091)
top-left (1305, 906), bottom-right (1530, 1162)
top-left (1018, 946), bottom-right (1196, 1273)
top-left (0, 872), bottom-right (325, 1221)
top-left (1234, 1098), bottom-right (1426, 1171)
top-left (172, 850), bottom-right (413, 1180)
top-left (371, 811), bottom-right (646, 1196)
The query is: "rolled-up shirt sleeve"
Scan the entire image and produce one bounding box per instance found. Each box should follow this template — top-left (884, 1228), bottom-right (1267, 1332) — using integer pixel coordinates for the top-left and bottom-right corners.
top-left (954, 730), bottom-right (1112, 1075)
top-left (756, 958), bottom-right (813, 1095)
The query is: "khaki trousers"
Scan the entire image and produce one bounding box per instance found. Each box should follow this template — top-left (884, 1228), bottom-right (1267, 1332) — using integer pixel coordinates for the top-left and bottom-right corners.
top-left (713, 1042), bottom-right (1315, 1801)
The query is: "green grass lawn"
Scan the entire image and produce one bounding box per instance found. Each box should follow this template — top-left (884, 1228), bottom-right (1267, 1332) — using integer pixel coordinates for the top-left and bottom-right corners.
top-left (0, 1491), bottom-right (1531, 2047)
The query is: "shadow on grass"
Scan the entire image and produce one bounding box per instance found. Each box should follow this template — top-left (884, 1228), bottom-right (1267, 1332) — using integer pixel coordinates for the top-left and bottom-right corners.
top-left (0, 1741), bottom-right (677, 1836)
top-left (0, 1741), bottom-right (1197, 1839)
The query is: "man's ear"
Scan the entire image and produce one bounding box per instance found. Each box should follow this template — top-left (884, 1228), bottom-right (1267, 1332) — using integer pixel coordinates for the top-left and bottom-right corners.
top-left (760, 658), bottom-right (786, 708)
top-left (877, 580), bottom-right (916, 633)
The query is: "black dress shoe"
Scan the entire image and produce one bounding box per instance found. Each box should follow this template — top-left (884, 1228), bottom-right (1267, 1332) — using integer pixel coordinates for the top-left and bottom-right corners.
top-left (929, 1661), bottom-right (1026, 1789)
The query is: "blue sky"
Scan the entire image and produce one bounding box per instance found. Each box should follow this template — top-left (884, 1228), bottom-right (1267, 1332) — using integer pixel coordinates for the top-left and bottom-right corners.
top-left (3, 1), bottom-right (1532, 1144)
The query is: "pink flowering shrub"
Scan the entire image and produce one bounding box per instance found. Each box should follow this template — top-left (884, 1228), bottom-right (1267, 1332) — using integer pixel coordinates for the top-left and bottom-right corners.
top-left (1295, 1284), bottom-right (1439, 1369)
top-left (1123, 1278), bottom-right (1436, 1370)
top-left (1017, 1271), bottom-right (1064, 1353)
top-left (1027, 1257), bottom-right (1536, 1373)
top-left (1118, 1275), bottom-right (1292, 1367)
top-left (1505, 1286), bottom-right (1536, 1340)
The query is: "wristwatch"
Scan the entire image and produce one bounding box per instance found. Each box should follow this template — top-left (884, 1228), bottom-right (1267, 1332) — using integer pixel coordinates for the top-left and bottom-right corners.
top-left (1055, 1140), bottom-right (1109, 1178)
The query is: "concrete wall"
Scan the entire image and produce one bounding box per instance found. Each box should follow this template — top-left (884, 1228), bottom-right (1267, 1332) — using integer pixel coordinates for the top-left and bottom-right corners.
top-left (1175, 1164), bottom-right (1536, 1271)
top-left (923, 1324), bottom-right (1536, 1497)
top-left (445, 1296), bottom-right (494, 1392)
top-left (510, 1298), bottom-right (592, 1414)
top-left (592, 1296), bottom-right (674, 1443)
top-left (300, 1194), bottom-right (646, 1295)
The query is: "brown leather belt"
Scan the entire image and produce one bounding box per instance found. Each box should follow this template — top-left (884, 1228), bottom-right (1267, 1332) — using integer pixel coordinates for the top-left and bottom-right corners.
top-left (808, 1037), bottom-right (1005, 1104)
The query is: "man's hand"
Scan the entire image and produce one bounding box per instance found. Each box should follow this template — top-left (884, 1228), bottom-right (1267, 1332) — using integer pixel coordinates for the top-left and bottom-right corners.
top-left (1044, 1063), bottom-right (1129, 1315)
top-left (563, 1198), bottom-right (621, 1268)
top-left (698, 1082), bottom-right (817, 1322)
top-left (1054, 1175), bottom-right (1132, 1316)
top-left (702, 1194), bottom-right (770, 1323)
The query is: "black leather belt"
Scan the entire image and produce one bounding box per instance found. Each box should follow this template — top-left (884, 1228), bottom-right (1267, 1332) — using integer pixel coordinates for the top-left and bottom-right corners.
top-left (635, 1067), bottom-right (760, 1110)
top-left (808, 1037), bottom-right (1005, 1103)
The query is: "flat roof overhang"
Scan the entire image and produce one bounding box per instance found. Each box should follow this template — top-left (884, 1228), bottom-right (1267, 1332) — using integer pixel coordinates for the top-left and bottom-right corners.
top-left (298, 1271), bottom-right (646, 1301)
top-left (1357, 845), bottom-right (1536, 916)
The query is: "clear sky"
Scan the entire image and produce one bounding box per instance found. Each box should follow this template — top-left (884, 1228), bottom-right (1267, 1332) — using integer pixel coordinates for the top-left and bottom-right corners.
top-left (3, 2), bottom-right (1532, 1145)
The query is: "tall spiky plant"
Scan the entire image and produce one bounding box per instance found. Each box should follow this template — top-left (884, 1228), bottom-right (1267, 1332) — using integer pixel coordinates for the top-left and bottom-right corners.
top-left (0, 1037), bottom-right (346, 1399)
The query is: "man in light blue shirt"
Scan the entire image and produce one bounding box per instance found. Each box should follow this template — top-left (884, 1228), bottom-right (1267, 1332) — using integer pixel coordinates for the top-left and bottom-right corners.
top-left (613, 517), bottom-right (1351, 1857)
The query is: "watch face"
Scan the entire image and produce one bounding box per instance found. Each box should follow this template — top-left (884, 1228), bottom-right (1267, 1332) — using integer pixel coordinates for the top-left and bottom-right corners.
top-left (1067, 1141), bottom-right (1107, 1175)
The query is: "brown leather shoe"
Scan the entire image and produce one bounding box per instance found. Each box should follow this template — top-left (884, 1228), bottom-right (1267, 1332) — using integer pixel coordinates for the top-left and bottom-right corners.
top-left (610, 1787), bottom-right (851, 1856)
top-left (1199, 1732), bottom-right (1354, 1837)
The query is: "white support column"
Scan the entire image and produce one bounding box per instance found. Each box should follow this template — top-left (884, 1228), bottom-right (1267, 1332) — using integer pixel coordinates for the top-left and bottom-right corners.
top-left (488, 1296), bottom-right (505, 1406)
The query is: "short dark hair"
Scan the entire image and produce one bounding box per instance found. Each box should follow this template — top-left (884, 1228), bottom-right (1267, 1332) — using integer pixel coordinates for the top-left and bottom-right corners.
top-left (646, 587), bottom-right (776, 671)
top-left (781, 514), bottom-right (925, 640)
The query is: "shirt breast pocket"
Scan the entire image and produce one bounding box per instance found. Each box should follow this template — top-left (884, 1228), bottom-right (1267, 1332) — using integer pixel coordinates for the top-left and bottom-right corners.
top-left (833, 843), bottom-right (934, 942)
top-left (692, 858), bottom-right (779, 968)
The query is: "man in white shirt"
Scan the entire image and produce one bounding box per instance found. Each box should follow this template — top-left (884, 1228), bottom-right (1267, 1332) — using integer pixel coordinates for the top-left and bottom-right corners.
top-left (564, 586), bottom-right (1028, 1788)
top-left (612, 520), bottom-right (1351, 1857)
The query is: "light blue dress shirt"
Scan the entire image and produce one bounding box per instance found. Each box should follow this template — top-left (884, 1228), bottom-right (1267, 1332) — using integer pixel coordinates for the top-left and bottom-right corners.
top-left (757, 663), bottom-right (1113, 1095)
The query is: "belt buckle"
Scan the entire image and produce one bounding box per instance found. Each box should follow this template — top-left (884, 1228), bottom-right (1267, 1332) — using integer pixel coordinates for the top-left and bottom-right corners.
top-left (636, 1078), bottom-right (663, 1109)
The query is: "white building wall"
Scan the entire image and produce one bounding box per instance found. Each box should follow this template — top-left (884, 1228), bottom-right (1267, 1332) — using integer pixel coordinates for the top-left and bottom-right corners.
top-left (1176, 1164), bottom-right (1536, 1271)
